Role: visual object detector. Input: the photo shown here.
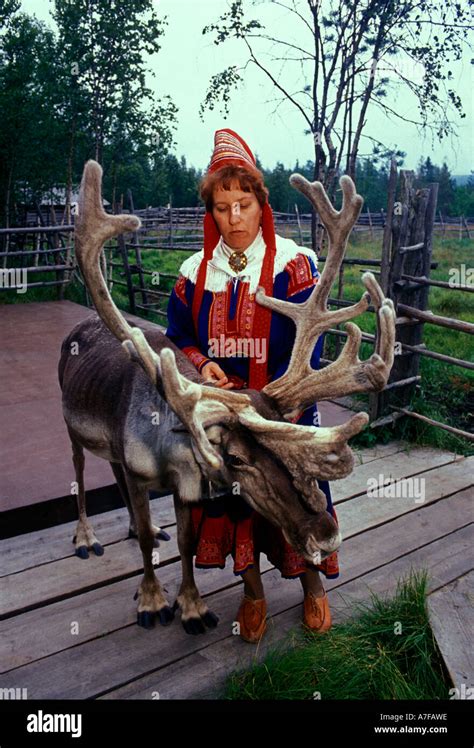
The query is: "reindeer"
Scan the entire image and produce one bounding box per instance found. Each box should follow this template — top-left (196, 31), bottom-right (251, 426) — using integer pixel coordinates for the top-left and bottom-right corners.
top-left (58, 160), bottom-right (396, 634)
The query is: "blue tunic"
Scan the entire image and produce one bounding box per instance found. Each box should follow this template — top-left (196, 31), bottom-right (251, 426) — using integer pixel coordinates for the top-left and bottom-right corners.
top-left (165, 244), bottom-right (340, 579)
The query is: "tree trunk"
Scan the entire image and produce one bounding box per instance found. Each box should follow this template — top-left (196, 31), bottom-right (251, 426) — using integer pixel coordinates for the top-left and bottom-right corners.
top-left (311, 141), bottom-right (325, 253)
top-left (3, 162), bottom-right (14, 268)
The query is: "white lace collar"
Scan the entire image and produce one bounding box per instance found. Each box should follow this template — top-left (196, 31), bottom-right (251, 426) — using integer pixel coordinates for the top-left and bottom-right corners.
top-left (179, 229), bottom-right (318, 295)
top-left (208, 227), bottom-right (266, 283)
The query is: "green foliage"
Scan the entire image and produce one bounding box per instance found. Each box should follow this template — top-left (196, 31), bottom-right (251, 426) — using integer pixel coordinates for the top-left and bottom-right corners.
top-left (0, 0), bottom-right (21, 26)
top-left (416, 158), bottom-right (458, 215)
top-left (0, 0), bottom-right (177, 225)
top-left (214, 570), bottom-right (449, 700)
top-left (452, 182), bottom-right (474, 217)
top-left (0, 12), bottom-right (66, 216)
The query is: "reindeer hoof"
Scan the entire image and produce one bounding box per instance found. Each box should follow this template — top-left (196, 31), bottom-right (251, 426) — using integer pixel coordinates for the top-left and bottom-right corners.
top-left (157, 529), bottom-right (171, 541)
top-left (181, 610), bottom-right (220, 635)
top-left (92, 542), bottom-right (104, 556)
top-left (75, 546), bottom-right (89, 559)
top-left (182, 618), bottom-right (206, 635)
top-left (137, 611), bottom-right (156, 629)
top-left (158, 606), bottom-right (175, 626)
top-left (202, 611), bottom-right (219, 628)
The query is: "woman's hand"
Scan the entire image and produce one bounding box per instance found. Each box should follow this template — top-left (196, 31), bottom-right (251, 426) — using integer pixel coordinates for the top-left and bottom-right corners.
top-left (201, 361), bottom-right (235, 389)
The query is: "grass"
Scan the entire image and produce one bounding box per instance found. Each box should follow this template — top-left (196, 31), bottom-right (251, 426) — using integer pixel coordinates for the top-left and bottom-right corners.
top-left (211, 569), bottom-right (450, 700)
top-left (1, 231), bottom-right (472, 453)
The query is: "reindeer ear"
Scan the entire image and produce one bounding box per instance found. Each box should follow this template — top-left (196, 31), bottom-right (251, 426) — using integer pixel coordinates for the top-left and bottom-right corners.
top-left (205, 424), bottom-right (225, 445)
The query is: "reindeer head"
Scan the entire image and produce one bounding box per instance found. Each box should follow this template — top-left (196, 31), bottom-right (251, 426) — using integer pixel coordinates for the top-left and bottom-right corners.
top-left (74, 160), bottom-right (396, 566)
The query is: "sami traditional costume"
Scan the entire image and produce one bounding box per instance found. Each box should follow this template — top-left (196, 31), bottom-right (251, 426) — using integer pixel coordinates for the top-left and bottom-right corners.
top-left (165, 128), bottom-right (340, 581)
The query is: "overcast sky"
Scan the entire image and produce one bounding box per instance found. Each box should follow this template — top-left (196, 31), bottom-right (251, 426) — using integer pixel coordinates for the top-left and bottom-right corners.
top-left (20, 0), bottom-right (474, 176)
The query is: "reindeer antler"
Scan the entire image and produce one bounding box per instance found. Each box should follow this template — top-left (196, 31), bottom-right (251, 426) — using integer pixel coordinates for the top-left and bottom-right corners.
top-left (257, 174), bottom-right (396, 419)
top-left (75, 160), bottom-right (164, 385)
top-left (75, 160), bottom-right (252, 469)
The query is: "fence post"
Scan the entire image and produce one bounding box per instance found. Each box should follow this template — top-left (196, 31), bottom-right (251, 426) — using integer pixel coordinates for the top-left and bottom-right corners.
top-left (295, 203), bottom-right (303, 245)
top-left (168, 195), bottom-right (173, 250)
top-left (379, 157), bottom-right (398, 296)
top-left (127, 189), bottom-right (148, 306)
top-left (376, 174), bottom-right (439, 420)
top-left (462, 215), bottom-right (471, 239)
top-left (438, 210), bottom-right (445, 239)
top-left (117, 232), bottom-right (136, 314)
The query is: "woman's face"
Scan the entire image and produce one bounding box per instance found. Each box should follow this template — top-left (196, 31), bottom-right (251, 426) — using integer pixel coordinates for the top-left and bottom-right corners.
top-left (212, 180), bottom-right (263, 251)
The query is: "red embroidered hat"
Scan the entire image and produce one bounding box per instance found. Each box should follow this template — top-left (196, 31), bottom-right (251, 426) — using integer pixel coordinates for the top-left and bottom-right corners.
top-left (192, 127), bottom-right (277, 390)
top-left (207, 128), bottom-right (258, 174)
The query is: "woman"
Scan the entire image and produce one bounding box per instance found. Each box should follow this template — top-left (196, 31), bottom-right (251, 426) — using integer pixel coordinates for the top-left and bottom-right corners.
top-left (166, 128), bottom-right (339, 643)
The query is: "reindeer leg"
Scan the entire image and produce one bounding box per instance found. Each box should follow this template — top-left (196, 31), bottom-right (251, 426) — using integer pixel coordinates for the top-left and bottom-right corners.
top-left (70, 437), bottom-right (104, 559)
top-left (109, 461), bottom-right (170, 544)
top-left (172, 491), bottom-right (219, 635)
top-left (123, 472), bottom-right (175, 629)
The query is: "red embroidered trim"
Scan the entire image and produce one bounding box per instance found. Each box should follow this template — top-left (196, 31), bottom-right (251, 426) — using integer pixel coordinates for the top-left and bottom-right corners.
top-left (286, 253), bottom-right (320, 298)
top-left (190, 504), bottom-right (340, 578)
top-left (174, 274), bottom-right (188, 306)
top-left (208, 280), bottom-right (256, 343)
top-left (182, 346), bottom-right (210, 372)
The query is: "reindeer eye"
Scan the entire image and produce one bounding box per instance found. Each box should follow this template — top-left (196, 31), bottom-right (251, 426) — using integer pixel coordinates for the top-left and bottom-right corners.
top-left (225, 454), bottom-right (245, 467)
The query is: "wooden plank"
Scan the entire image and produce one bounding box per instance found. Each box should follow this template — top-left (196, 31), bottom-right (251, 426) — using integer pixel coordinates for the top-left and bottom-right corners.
top-left (427, 571), bottom-right (474, 691)
top-left (1, 457), bottom-right (471, 617)
top-left (332, 446), bottom-right (462, 502)
top-left (1, 522), bottom-right (470, 700)
top-left (103, 524), bottom-right (473, 701)
top-left (0, 487), bottom-right (471, 674)
top-left (0, 528), bottom-right (178, 618)
top-left (338, 457), bottom-right (473, 536)
top-left (351, 440), bottom-right (406, 464)
top-left (1, 445), bottom-right (461, 575)
top-left (0, 495), bottom-right (175, 577)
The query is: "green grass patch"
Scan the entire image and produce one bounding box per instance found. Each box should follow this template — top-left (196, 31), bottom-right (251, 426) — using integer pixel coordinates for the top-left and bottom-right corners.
top-left (213, 569), bottom-right (450, 700)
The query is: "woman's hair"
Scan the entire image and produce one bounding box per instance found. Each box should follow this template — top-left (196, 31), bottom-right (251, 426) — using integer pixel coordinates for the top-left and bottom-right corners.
top-left (199, 165), bottom-right (268, 211)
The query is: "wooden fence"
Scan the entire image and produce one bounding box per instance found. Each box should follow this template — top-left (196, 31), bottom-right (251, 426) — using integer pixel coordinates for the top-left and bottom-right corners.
top-left (0, 224), bottom-right (74, 297)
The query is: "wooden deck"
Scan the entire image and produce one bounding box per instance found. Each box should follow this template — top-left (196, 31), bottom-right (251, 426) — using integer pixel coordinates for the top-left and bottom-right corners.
top-left (0, 442), bottom-right (472, 700)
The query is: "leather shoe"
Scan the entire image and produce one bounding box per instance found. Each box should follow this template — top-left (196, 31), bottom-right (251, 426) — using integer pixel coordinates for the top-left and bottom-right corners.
top-left (303, 591), bottom-right (332, 632)
top-left (236, 595), bottom-right (267, 643)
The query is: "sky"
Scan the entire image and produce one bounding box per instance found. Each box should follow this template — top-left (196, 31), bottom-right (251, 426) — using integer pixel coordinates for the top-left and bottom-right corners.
top-left (19, 0), bottom-right (474, 177)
